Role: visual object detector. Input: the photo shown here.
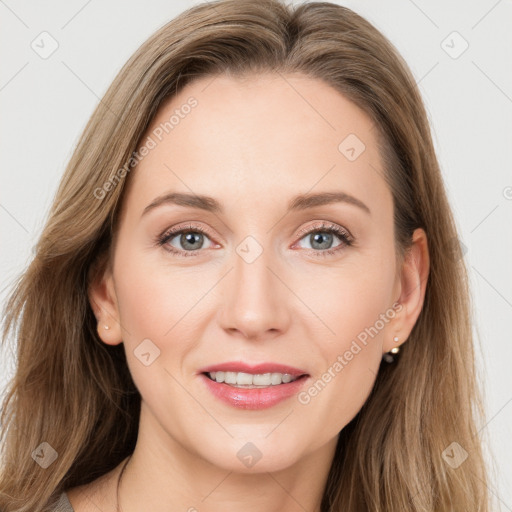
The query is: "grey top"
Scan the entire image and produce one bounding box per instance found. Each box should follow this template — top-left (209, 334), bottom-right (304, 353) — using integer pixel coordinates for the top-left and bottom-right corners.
top-left (51, 492), bottom-right (74, 511)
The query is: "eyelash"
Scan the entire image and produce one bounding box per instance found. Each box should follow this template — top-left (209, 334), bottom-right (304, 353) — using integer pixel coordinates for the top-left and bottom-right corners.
top-left (156, 221), bottom-right (354, 259)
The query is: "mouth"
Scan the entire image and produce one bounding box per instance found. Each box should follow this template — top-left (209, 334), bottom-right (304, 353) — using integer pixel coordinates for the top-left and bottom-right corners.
top-left (197, 361), bottom-right (310, 410)
top-left (197, 360), bottom-right (309, 387)
top-left (202, 371), bottom-right (308, 388)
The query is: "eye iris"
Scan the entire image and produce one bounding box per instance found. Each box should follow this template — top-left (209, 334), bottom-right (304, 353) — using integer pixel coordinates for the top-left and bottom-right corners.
top-left (180, 232), bottom-right (203, 250)
top-left (310, 232), bottom-right (333, 250)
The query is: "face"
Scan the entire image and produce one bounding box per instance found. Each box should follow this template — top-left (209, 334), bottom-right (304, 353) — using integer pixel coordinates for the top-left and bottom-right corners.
top-left (91, 72), bottom-right (426, 474)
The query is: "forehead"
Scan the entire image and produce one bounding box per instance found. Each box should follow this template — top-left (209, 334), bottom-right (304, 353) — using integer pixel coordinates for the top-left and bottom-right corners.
top-left (122, 72), bottom-right (390, 220)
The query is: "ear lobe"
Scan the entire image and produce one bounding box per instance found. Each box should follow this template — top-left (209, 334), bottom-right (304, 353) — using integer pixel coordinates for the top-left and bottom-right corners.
top-left (383, 228), bottom-right (430, 353)
top-left (87, 256), bottom-right (123, 346)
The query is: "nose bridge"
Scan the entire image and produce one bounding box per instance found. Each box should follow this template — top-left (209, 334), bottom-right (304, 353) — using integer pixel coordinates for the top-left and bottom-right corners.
top-left (218, 233), bottom-right (290, 338)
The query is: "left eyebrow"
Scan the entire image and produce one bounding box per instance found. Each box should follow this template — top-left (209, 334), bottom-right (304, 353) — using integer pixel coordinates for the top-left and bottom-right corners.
top-left (288, 191), bottom-right (371, 215)
top-left (141, 190), bottom-right (371, 218)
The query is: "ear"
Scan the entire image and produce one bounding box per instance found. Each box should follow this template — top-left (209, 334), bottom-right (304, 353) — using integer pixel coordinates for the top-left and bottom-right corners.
top-left (88, 255), bottom-right (123, 346)
top-left (383, 227), bottom-right (430, 353)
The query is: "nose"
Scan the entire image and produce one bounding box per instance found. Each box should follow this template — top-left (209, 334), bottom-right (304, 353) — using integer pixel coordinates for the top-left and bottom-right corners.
top-left (217, 241), bottom-right (291, 341)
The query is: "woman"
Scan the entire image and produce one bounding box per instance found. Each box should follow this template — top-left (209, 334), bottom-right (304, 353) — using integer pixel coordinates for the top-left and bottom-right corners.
top-left (0, 0), bottom-right (491, 510)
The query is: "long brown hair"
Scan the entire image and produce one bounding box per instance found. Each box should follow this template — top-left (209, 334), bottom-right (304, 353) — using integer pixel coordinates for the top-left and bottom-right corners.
top-left (0, 1), bottom-right (492, 510)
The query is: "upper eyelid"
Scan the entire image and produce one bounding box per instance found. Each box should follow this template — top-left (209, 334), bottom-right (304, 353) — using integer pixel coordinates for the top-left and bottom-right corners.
top-left (295, 221), bottom-right (351, 238)
top-left (160, 222), bottom-right (217, 241)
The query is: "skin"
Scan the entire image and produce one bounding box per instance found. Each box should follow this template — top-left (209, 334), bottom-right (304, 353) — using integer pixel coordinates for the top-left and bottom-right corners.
top-left (67, 73), bottom-right (429, 511)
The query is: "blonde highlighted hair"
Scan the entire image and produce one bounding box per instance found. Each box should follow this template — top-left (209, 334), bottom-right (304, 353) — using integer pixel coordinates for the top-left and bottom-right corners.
top-left (0, 0), bottom-right (492, 510)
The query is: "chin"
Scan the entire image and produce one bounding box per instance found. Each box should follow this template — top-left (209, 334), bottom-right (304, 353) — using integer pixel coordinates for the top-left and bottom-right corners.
top-left (196, 435), bottom-right (307, 474)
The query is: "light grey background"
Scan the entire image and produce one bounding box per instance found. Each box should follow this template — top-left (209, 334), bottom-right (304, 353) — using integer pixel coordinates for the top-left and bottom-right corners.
top-left (1, 0), bottom-right (511, 509)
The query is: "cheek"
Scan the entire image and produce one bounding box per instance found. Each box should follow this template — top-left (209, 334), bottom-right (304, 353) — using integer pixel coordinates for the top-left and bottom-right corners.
top-left (113, 239), bottom-right (207, 342)
top-left (292, 257), bottom-right (393, 345)
top-left (112, 254), bottom-right (203, 426)
top-left (297, 293), bottom-right (387, 438)
top-left (295, 259), bottom-right (394, 428)
top-left (302, 357), bottom-right (380, 441)
top-left (112, 246), bottom-right (219, 398)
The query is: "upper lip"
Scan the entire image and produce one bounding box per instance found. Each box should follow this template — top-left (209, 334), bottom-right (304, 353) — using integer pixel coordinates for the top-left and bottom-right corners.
top-left (197, 361), bottom-right (308, 377)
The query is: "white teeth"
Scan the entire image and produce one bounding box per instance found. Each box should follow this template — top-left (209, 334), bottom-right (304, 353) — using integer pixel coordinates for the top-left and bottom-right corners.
top-left (224, 371), bottom-right (237, 384)
top-left (237, 372), bottom-right (254, 385)
top-left (206, 371), bottom-right (300, 387)
top-left (252, 373), bottom-right (272, 385)
top-left (271, 373), bottom-right (282, 385)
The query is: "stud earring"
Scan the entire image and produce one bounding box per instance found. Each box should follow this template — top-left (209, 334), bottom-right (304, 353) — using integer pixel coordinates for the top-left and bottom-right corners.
top-left (103, 325), bottom-right (110, 330)
top-left (383, 336), bottom-right (400, 363)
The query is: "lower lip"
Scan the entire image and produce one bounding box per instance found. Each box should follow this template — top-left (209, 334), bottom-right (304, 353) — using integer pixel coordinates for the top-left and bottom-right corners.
top-left (199, 374), bottom-right (309, 410)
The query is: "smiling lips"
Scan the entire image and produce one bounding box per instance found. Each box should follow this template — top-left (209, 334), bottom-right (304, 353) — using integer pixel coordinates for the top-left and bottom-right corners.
top-left (197, 361), bottom-right (310, 410)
